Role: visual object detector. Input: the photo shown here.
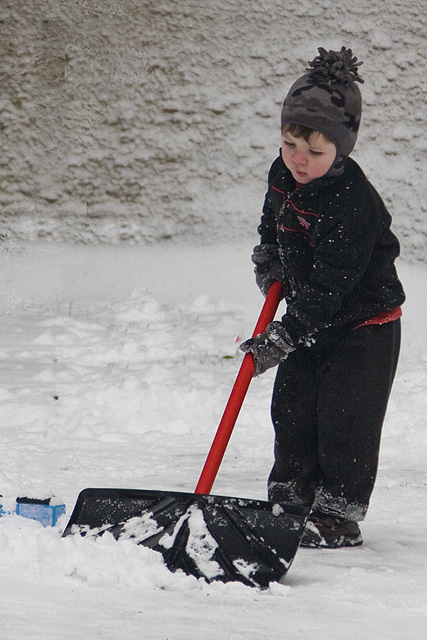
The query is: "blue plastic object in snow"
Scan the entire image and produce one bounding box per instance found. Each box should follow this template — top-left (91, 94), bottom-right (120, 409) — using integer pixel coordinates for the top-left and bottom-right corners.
top-left (16, 498), bottom-right (66, 527)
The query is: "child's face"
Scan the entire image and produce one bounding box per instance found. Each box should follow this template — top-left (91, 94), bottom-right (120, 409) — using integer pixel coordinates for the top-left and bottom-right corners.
top-left (281, 131), bottom-right (337, 184)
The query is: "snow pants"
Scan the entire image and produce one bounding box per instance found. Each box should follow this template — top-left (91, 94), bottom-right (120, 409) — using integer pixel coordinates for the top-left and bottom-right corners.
top-left (268, 319), bottom-right (401, 521)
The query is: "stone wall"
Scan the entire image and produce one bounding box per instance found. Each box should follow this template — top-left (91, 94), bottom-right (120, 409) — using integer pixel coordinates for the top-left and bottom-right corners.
top-left (1, 0), bottom-right (426, 257)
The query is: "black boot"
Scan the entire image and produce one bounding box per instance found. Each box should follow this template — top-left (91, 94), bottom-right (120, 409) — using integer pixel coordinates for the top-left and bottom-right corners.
top-left (301, 511), bottom-right (363, 548)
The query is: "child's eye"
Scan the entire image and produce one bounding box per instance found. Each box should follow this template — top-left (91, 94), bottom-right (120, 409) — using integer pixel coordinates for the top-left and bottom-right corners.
top-left (309, 150), bottom-right (323, 157)
top-left (283, 140), bottom-right (295, 148)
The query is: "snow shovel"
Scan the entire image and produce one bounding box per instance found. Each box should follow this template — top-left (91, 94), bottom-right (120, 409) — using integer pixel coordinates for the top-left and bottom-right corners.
top-left (63, 281), bottom-right (309, 587)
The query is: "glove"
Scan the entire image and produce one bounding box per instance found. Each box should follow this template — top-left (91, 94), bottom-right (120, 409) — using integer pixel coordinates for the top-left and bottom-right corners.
top-left (251, 244), bottom-right (284, 298)
top-left (239, 321), bottom-right (295, 376)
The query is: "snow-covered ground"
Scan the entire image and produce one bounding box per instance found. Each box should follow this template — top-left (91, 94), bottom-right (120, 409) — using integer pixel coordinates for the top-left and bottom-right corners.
top-left (0, 240), bottom-right (426, 639)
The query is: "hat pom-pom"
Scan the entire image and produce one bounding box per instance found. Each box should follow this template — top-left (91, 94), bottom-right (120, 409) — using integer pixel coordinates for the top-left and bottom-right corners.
top-left (307, 47), bottom-right (364, 86)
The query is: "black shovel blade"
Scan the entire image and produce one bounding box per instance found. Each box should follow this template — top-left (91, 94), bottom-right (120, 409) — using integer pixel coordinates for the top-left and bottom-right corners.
top-left (63, 488), bottom-right (309, 587)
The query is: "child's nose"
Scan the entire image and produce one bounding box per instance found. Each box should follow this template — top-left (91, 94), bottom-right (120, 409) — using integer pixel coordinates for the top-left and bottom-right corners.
top-left (293, 149), bottom-right (307, 164)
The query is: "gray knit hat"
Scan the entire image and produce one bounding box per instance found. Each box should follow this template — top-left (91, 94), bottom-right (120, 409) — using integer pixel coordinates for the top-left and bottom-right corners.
top-left (281, 47), bottom-right (364, 173)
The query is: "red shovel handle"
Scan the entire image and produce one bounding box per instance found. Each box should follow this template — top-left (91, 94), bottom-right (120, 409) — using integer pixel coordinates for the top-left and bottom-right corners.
top-left (195, 280), bottom-right (283, 494)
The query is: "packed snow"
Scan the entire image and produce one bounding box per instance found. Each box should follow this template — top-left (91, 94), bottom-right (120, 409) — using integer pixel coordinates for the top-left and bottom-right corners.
top-left (0, 240), bottom-right (426, 639)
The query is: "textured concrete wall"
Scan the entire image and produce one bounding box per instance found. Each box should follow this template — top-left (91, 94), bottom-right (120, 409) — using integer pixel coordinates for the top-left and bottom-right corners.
top-left (1, 0), bottom-right (426, 256)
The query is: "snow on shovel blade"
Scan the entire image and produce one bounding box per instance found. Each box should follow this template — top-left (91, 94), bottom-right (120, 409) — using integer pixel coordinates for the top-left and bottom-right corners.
top-left (63, 487), bottom-right (308, 587)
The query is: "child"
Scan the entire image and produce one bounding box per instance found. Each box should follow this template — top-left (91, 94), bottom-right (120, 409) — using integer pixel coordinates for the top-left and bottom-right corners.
top-left (240, 47), bottom-right (405, 548)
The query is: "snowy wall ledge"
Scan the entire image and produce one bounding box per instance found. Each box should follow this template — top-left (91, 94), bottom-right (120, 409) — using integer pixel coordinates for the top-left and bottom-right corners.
top-left (1, 0), bottom-right (426, 259)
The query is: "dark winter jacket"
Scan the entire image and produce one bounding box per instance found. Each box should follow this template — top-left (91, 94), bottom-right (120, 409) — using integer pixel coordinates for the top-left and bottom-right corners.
top-left (258, 154), bottom-right (406, 345)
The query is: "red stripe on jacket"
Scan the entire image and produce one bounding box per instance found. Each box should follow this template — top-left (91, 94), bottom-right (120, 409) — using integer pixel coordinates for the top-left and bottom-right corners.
top-left (353, 306), bottom-right (402, 330)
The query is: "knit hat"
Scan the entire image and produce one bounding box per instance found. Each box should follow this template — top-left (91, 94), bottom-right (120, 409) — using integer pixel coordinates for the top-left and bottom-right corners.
top-left (281, 47), bottom-right (364, 174)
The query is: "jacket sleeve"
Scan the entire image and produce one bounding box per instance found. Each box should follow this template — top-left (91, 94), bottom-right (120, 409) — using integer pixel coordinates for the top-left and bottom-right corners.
top-left (281, 196), bottom-right (381, 343)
